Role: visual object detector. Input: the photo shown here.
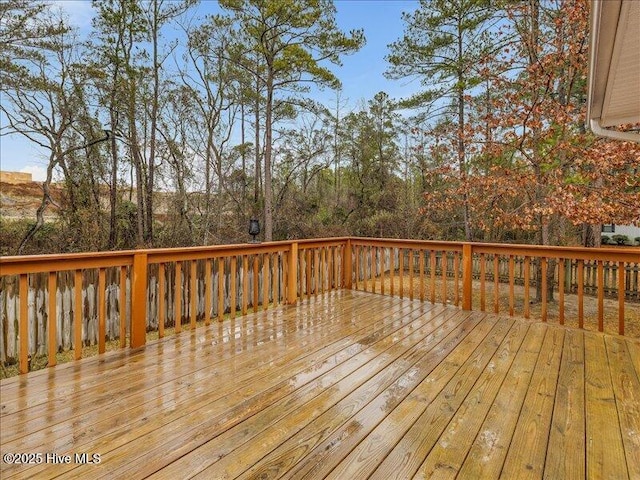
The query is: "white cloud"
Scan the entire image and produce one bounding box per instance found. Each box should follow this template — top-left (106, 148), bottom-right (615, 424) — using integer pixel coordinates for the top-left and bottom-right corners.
top-left (20, 165), bottom-right (47, 182)
top-left (51, 1), bottom-right (95, 30)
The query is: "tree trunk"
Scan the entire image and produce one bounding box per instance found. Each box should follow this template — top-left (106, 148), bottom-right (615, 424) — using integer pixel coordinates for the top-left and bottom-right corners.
top-left (264, 69), bottom-right (274, 241)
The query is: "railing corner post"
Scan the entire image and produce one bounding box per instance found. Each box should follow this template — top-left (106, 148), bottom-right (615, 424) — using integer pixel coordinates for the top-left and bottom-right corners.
top-left (462, 243), bottom-right (473, 311)
top-left (343, 238), bottom-right (353, 290)
top-left (288, 241), bottom-right (298, 305)
top-left (131, 251), bottom-right (148, 349)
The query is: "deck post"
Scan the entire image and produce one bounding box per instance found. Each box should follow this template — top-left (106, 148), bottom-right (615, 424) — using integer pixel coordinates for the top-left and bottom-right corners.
top-left (131, 251), bottom-right (148, 348)
top-left (287, 242), bottom-right (298, 304)
top-left (462, 243), bottom-right (473, 311)
top-left (343, 239), bottom-right (353, 289)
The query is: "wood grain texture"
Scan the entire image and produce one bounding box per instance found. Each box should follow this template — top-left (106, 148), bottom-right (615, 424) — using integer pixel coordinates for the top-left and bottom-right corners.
top-left (1, 291), bottom-right (637, 480)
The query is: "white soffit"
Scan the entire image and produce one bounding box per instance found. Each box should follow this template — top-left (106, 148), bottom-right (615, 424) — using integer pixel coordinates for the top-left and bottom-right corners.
top-left (588, 0), bottom-right (640, 141)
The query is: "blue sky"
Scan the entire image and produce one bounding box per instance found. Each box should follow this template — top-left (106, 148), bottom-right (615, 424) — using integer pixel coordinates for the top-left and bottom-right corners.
top-left (0, 0), bottom-right (420, 180)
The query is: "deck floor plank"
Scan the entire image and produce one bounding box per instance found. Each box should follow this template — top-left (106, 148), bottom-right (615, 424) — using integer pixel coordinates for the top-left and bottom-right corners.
top-left (456, 323), bottom-right (547, 479)
top-left (0, 290), bottom-right (637, 480)
top-left (585, 332), bottom-right (629, 479)
top-left (605, 336), bottom-right (640, 478)
top-left (500, 325), bottom-right (565, 479)
top-left (367, 318), bottom-right (515, 480)
top-left (412, 319), bottom-right (530, 479)
top-left (60, 298), bottom-right (438, 479)
top-left (544, 328), bottom-right (586, 480)
top-left (242, 310), bottom-right (484, 480)
top-left (149, 302), bottom-right (460, 480)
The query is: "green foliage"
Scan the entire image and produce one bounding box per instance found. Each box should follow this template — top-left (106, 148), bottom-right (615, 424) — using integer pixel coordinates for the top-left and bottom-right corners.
top-left (611, 234), bottom-right (631, 246)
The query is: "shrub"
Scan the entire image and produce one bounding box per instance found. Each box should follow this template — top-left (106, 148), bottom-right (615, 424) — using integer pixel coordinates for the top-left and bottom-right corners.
top-left (601, 235), bottom-right (612, 245)
top-left (635, 237), bottom-right (640, 246)
top-left (611, 234), bottom-right (630, 246)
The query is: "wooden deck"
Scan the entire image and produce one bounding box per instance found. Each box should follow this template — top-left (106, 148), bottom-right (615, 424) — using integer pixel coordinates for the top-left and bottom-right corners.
top-left (1, 290), bottom-right (639, 479)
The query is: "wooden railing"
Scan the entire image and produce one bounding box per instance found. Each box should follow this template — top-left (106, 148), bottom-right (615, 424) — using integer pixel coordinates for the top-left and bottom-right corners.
top-left (349, 238), bottom-right (639, 337)
top-left (1, 237), bottom-right (638, 375)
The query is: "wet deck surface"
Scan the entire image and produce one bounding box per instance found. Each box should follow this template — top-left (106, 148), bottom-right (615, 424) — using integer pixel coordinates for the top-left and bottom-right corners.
top-left (1, 290), bottom-right (639, 479)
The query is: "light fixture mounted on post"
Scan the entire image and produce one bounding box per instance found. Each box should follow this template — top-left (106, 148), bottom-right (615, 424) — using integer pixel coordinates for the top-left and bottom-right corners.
top-left (249, 219), bottom-right (260, 243)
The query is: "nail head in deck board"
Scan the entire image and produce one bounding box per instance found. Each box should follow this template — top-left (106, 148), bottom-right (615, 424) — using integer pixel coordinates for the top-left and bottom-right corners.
top-left (585, 332), bottom-right (629, 479)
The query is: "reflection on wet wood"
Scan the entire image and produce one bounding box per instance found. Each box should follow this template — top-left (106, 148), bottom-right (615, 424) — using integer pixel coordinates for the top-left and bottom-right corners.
top-left (1, 290), bottom-right (637, 480)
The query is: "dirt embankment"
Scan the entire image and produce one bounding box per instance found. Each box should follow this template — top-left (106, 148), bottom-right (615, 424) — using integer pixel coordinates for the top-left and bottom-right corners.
top-left (0, 181), bottom-right (63, 221)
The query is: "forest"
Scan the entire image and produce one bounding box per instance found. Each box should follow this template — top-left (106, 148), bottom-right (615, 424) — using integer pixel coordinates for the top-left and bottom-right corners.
top-left (1, 0), bottom-right (639, 256)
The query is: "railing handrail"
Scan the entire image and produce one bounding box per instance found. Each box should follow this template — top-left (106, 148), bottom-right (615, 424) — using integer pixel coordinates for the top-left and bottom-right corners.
top-left (1, 236), bottom-right (638, 375)
top-left (2, 236), bottom-right (637, 266)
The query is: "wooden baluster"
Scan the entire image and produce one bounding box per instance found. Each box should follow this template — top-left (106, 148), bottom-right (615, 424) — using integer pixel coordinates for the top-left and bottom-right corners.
top-left (313, 249), bottom-right (320, 296)
top-left (204, 260), bottom-right (212, 325)
top-left (618, 261), bottom-right (625, 335)
top-left (558, 259), bottom-right (564, 325)
top-left (328, 247), bottom-right (333, 291)
top-left (390, 248), bottom-right (395, 296)
top-left (354, 246), bottom-right (359, 291)
top-left (48, 272), bottom-right (58, 366)
top-left (441, 252), bottom-right (447, 305)
top-left (333, 246), bottom-right (339, 289)
top-left (242, 256), bottom-right (248, 316)
top-left (419, 250), bottom-right (425, 302)
top-left (74, 269), bottom-right (82, 360)
top-left (231, 256), bottom-right (237, 319)
top-left (175, 262), bottom-right (182, 334)
top-left (541, 257), bottom-right (548, 322)
top-left (430, 251), bottom-right (436, 304)
top-left (322, 247), bottom-right (327, 294)
top-left (399, 248), bottom-right (404, 299)
top-left (159, 264), bottom-right (166, 335)
top-left (371, 246), bottom-right (376, 294)
top-left (363, 246), bottom-right (368, 292)
top-left (578, 260), bottom-right (584, 328)
top-left (253, 256), bottom-right (259, 313)
top-left (454, 253), bottom-right (459, 307)
top-left (508, 256), bottom-right (515, 317)
top-left (306, 249), bottom-right (312, 297)
top-left (480, 254), bottom-right (486, 312)
top-left (380, 247), bottom-right (385, 295)
top-left (218, 258), bottom-right (225, 320)
top-left (493, 255), bottom-right (500, 314)
top-left (597, 260), bottom-right (604, 332)
top-left (461, 244), bottom-right (473, 311)
top-left (19, 273), bottom-right (28, 374)
top-left (120, 266), bottom-right (127, 345)
top-left (274, 253), bottom-right (280, 304)
top-left (298, 250), bottom-right (304, 296)
top-left (98, 268), bottom-right (106, 353)
top-left (263, 254), bottom-right (269, 310)
top-left (288, 243), bottom-right (298, 305)
top-left (523, 257), bottom-right (530, 319)
top-left (190, 261), bottom-right (197, 329)
top-left (409, 250), bottom-right (414, 301)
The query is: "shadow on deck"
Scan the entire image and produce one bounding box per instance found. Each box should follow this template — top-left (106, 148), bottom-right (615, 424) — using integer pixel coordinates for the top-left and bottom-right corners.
top-left (1, 290), bottom-right (639, 479)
